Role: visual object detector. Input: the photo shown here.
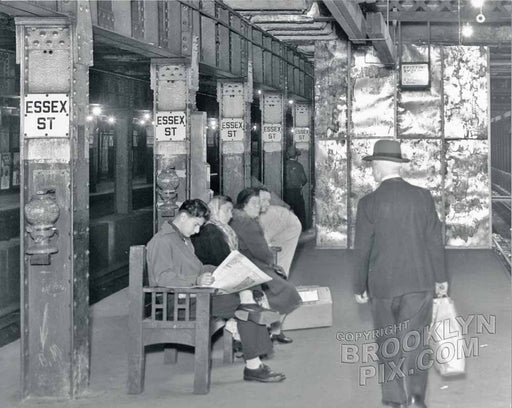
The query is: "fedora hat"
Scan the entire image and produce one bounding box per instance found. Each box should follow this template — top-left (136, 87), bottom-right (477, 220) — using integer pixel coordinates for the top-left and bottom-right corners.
top-left (363, 140), bottom-right (410, 163)
top-left (286, 145), bottom-right (301, 158)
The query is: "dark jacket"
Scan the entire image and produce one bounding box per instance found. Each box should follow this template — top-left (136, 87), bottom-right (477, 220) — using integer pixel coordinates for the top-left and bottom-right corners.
top-left (285, 159), bottom-right (307, 189)
top-left (191, 223), bottom-right (231, 266)
top-left (230, 210), bottom-right (302, 314)
top-left (353, 177), bottom-right (447, 299)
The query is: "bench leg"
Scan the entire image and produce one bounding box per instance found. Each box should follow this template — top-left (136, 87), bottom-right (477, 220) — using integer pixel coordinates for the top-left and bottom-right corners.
top-left (127, 339), bottom-right (145, 394)
top-left (223, 328), bottom-right (234, 364)
top-left (193, 329), bottom-right (211, 394)
top-left (164, 345), bottom-right (178, 364)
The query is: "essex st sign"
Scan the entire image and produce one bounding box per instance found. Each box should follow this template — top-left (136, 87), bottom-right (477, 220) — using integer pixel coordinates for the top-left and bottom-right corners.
top-left (293, 127), bottom-right (310, 143)
top-left (24, 94), bottom-right (70, 138)
top-left (220, 118), bottom-right (245, 141)
top-left (155, 111), bottom-right (187, 141)
top-left (262, 124), bottom-right (282, 142)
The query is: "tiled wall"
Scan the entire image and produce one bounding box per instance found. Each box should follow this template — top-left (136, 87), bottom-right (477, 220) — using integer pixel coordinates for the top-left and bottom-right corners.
top-left (314, 41), bottom-right (490, 248)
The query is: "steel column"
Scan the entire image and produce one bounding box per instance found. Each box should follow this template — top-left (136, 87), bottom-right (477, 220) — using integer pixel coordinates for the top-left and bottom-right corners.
top-left (16, 7), bottom-right (92, 399)
top-left (150, 36), bottom-right (199, 230)
top-left (261, 92), bottom-right (284, 197)
top-left (217, 78), bottom-right (252, 200)
top-left (292, 103), bottom-right (312, 229)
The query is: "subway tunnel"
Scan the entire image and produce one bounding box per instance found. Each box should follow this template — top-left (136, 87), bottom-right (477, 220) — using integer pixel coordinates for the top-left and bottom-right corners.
top-left (0, 1), bottom-right (510, 407)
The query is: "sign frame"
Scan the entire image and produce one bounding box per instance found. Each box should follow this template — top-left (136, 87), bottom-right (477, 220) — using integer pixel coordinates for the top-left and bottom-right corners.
top-left (262, 123), bottom-right (282, 142)
top-left (23, 93), bottom-right (70, 138)
top-left (220, 118), bottom-right (245, 142)
top-left (155, 111), bottom-right (187, 141)
top-left (400, 62), bottom-right (430, 90)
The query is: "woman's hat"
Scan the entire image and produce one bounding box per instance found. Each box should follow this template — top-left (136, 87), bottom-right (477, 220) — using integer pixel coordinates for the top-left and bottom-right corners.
top-left (363, 140), bottom-right (410, 163)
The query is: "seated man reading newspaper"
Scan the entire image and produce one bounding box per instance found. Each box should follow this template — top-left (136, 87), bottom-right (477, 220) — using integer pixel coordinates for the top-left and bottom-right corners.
top-left (146, 199), bottom-right (285, 383)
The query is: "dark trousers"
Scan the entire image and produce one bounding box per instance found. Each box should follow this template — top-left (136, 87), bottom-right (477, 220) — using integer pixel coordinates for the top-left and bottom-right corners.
top-left (212, 294), bottom-right (273, 360)
top-left (370, 291), bottom-right (433, 405)
top-left (285, 188), bottom-right (306, 229)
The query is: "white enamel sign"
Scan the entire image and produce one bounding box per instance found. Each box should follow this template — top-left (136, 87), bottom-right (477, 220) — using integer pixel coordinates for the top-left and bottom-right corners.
top-left (294, 127), bottom-right (310, 143)
top-left (262, 124), bottom-right (282, 142)
top-left (24, 94), bottom-right (70, 138)
top-left (155, 111), bottom-right (187, 141)
top-left (220, 118), bottom-right (245, 141)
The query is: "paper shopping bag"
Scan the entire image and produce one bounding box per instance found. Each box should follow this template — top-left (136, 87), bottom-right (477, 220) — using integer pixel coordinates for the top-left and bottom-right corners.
top-left (430, 296), bottom-right (466, 376)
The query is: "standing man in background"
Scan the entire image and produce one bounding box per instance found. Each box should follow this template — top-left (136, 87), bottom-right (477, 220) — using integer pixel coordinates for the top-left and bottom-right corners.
top-left (353, 140), bottom-right (448, 408)
top-left (284, 145), bottom-right (307, 229)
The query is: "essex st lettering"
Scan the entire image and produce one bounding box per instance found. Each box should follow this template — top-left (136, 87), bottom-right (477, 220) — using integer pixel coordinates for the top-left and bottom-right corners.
top-left (26, 100), bottom-right (68, 114)
top-left (156, 115), bottom-right (185, 125)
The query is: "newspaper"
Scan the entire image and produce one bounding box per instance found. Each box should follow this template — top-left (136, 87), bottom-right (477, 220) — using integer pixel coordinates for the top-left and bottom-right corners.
top-left (207, 250), bottom-right (272, 294)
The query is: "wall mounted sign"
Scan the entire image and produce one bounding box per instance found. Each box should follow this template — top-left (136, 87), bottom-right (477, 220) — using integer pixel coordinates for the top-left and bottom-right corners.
top-left (400, 63), bottom-right (430, 89)
top-left (294, 127), bottom-right (310, 143)
top-left (220, 118), bottom-right (245, 141)
top-left (262, 124), bottom-right (282, 142)
top-left (24, 94), bottom-right (70, 138)
top-left (155, 111), bottom-right (187, 141)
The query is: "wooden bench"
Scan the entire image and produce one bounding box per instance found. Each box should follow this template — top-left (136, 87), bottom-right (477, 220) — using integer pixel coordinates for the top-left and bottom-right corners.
top-left (127, 245), bottom-right (233, 395)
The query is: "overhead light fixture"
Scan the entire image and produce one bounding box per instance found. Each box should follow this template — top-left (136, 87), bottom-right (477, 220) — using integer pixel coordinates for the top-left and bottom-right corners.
top-left (139, 120), bottom-right (146, 125)
top-left (107, 116), bottom-right (116, 124)
top-left (462, 24), bottom-right (473, 37)
top-left (86, 115), bottom-right (93, 122)
top-left (143, 113), bottom-right (151, 120)
top-left (471, 0), bottom-right (484, 7)
top-left (288, 100), bottom-right (294, 105)
top-left (92, 106), bottom-right (102, 116)
top-left (257, 89), bottom-right (262, 95)
top-left (476, 13), bottom-right (485, 23)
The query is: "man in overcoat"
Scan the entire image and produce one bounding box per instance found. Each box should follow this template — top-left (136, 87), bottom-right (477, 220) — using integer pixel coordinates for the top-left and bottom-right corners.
top-left (353, 140), bottom-right (449, 408)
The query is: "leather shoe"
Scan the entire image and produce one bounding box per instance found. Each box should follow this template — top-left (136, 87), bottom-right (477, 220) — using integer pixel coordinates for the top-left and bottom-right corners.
top-left (382, 402), bottom-right (406, 408)
top-left (243, 364), bottom-right (285, 383)
top-left (408, 395), bottom-right (427, 408)
top-left (235, 304), bottom-right (280, 325)
top-left (271, 332), bottom-right (293, 344)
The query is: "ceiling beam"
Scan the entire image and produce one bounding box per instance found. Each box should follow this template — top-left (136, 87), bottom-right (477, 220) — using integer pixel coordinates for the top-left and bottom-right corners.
top-left (366, 12), bottom-right (395, 65)
top-left (323, 0), bottom-right (367, 43)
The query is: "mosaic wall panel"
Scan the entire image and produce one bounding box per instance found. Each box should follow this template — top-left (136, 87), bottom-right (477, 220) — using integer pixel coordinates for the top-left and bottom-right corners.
top-left (445, 140), bottom-right (490, 246)
top-left (398, 45), bottom-right (442, 138)
top-left (349, 139), bottom-right (378, 244)
top-left (315, 139), bottom-right (348, 247)
top-left (351, 46), bottom-right (394, 138)
top-left (314, 40), bottom-right (349, 139)
top-left (443, 46), bottom-right (488, 139)
top-left (400, 139), bottom-right (444, 218)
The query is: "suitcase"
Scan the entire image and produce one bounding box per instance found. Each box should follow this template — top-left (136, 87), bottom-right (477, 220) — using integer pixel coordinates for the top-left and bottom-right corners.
top-left (282, 285), bottom-right (333, 330)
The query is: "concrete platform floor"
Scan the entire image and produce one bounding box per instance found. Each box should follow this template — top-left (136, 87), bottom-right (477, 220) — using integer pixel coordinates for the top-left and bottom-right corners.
top-left (0, 243), bottom-right (510, 408)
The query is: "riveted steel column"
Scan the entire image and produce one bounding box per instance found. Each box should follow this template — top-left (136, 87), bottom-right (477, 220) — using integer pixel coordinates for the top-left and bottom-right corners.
top-left (151, 37), bottom-right (199, 230)
top-left (261, 92), bottom-right (284, 197)
top-left (217, 79), bottom-right (252, 200)
top-left (114, 109), bottom-right (133, 214)
top-left (293, 103), bottom-right (312, 229)
top-left (16, 7), bottom-right (92, 399)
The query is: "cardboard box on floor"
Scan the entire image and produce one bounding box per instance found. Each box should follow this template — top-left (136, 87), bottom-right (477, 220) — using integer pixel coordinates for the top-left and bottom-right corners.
top-left (282, 285), bottom-right (333, 330)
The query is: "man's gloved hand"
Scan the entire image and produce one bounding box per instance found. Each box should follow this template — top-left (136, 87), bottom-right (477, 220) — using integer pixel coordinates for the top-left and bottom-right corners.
top-left (435, 281), bottom-right (449, 297)
top-left (355, 291), bottom-right (369, 304)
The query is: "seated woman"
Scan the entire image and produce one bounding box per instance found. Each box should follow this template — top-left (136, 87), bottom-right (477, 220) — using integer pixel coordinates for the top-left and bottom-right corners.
top-left (146, 199), bottom-right (285, 383)
top-left (191, 195), bottom-right (279, 323)
top-left (230, 188), bottom-right (302, 344)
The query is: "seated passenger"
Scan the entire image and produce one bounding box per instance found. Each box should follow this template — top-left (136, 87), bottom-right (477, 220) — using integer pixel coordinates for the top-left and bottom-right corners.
top-left (230, 188), bottom-right (302, 344)
top-left (256, 186), bottom-right (302, 278)
top-left (191, 195), bottom-right (279, 322)
top-left (146, 199), bottom-right (285, 383)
